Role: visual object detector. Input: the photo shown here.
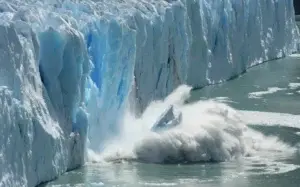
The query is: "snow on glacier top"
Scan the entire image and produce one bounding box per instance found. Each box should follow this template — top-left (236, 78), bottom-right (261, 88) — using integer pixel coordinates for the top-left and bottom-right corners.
top-left (0, 0), bottom-right (177, 32)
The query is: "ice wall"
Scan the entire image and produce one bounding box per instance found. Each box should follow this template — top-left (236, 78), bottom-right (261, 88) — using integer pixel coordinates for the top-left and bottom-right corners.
top-left (133, 0), bottom-right (300, 111)
top-left (0, 2), bottom-right (89, 186)
top-left (0, 0), bottom-right (299, 186)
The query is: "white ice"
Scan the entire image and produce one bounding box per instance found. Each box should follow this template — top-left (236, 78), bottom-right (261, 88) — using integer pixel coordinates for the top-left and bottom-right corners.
top-left (240, 110), bottom-right (300, 128)
top-left (289, 83), bottom-right (300, 89)
top-left (85, 86), bottom-right (300, 182)
top-left (248, 87), bottom-right (286, 99)
top-left (93, 86), bottom-right (297, 166)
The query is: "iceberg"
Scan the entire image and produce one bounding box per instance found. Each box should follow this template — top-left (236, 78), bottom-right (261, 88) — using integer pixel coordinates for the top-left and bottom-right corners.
top-left (151, 105), bottom-right (182, 132)
top-left (0, 0), bottom-right (299, 186)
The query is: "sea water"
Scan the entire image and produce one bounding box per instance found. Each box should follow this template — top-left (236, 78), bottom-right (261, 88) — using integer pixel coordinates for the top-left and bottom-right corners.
top-left (43, 55), bottom-right (300, 187)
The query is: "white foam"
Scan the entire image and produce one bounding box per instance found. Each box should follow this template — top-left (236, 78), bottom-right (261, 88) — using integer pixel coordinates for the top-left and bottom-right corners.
top-left (248, 87), bottom-right (286, 99)
top-left (240, 110), bottom-right (300, 128)
top-left (289, 54), bottom-right (300, 58)
top-left (51, 185), bottom-right (86, 187)
top-left (288, 83), bottom-right (300, 89)
top-left (89, 85), bottom-right (297, 166)
top-left (212, 97), bottom-right (238, 104)
top-left (90, 182), bottom-right (105, 186)
top-left (242, 156), bottom-right (300, 175)
top-left (140, 182), bottom-right (177, 186)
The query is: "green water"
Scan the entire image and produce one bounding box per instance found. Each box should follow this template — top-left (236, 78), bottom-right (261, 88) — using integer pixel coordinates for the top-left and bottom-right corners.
top-left (44, 55), bottom-right (300, 187)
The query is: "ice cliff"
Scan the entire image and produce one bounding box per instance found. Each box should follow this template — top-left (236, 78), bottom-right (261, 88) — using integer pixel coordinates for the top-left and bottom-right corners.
top-left (0, 0), bottom-right (299, 186)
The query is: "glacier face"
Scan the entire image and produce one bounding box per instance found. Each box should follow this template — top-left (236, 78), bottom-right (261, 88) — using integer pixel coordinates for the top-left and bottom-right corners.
top-left (0, 0), bottom-right (299, 186)
top-left (0, 13), bottom-right (88, 186)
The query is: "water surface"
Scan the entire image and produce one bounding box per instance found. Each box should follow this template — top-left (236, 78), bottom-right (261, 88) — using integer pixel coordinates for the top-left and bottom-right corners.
top-left (45, 55), bottom-right (300, 187)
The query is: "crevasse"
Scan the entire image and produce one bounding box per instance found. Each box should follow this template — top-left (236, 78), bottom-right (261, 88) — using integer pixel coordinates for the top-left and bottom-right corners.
top-left (0, 0), bottom-right (299, 186)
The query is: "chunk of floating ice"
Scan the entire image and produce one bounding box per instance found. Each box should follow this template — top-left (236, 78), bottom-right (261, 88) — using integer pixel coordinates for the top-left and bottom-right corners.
top-left (151, 105), bottom-right (182, 132)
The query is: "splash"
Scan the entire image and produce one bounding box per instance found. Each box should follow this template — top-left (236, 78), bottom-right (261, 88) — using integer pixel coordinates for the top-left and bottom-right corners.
top-left (88, 85), bottom-right (297, 164)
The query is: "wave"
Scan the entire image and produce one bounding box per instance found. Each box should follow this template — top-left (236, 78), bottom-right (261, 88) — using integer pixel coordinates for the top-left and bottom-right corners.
top-left (88, 85), bottom-right (297, 164)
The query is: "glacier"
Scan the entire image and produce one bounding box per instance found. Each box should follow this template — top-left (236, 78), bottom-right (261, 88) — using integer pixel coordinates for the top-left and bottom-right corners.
top-left (0, 0), bottom-right (299, 186)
